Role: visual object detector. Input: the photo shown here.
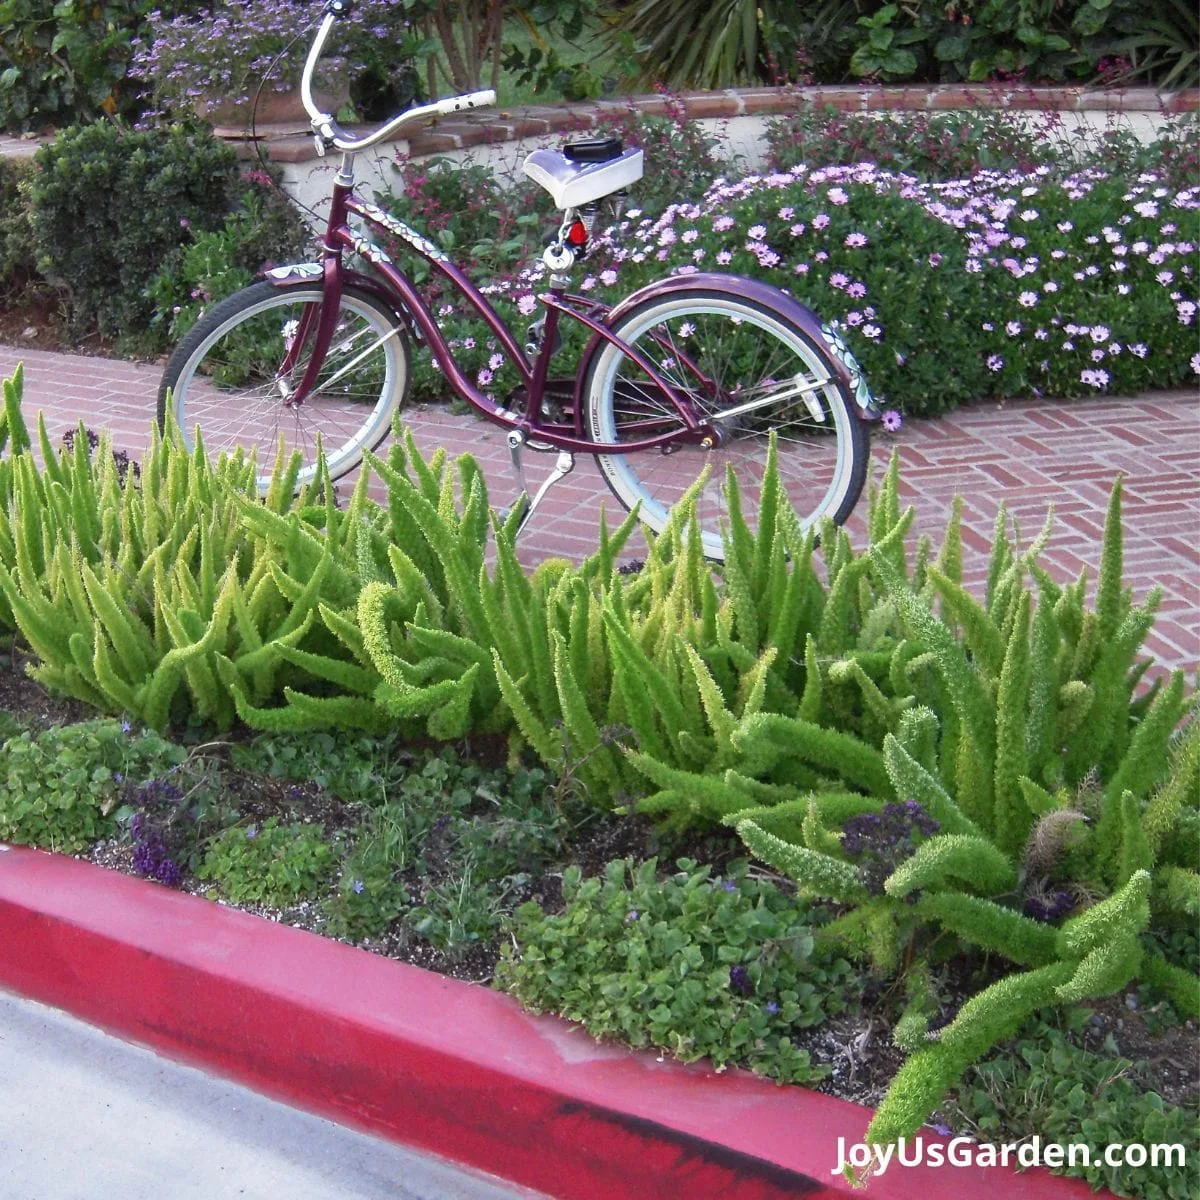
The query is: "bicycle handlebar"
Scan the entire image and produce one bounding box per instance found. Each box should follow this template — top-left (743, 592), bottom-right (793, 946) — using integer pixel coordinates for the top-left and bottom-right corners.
top-left (302, 11), bottom-right (495, 154)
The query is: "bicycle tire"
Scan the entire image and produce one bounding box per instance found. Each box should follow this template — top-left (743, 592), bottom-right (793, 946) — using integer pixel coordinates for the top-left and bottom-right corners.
top-left (584, 288), bottom-right (870, 560)
top-left (157, 280), bottom-right (410, 491)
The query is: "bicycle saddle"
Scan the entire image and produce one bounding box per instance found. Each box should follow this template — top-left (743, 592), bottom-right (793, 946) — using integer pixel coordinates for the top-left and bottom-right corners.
top-left (522, 142), bottom-right (643, 210)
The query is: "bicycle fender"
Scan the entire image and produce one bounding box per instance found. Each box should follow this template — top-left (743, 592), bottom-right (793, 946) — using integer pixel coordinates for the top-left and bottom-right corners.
top-left (261, 262), bottom-right (324, 285)
top-left (260, 263), bottom-right (415, 333)
top-left (601, 272), bottom-right (880, 419)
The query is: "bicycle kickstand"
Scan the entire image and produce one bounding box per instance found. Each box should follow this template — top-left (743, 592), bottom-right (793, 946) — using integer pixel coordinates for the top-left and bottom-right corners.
top-left (500, 431), bottom-right (575, 539)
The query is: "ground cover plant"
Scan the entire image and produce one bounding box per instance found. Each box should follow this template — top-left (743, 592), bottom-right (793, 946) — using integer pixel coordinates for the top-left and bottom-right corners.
top-left (495, 856), bottom-right (863, 1084)
top-left (0, 370), bottom-right (1195, 1195)
top-left (942, 1020), bottom-right (1198, 1200)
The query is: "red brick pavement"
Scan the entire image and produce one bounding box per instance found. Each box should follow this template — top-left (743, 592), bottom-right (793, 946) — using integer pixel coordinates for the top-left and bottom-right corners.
top-left (0, 342), bottom-right (1196, 674)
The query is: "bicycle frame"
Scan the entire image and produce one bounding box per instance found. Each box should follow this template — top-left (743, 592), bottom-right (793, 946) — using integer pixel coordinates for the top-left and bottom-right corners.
top-left (269, 171), bottom-right (720, 456)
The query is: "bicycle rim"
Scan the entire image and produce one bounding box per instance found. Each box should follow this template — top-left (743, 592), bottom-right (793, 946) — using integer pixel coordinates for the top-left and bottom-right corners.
top-left (165, 284), bottom-right (407, 490)
top-left (586, 291), bottom-right (867, 559)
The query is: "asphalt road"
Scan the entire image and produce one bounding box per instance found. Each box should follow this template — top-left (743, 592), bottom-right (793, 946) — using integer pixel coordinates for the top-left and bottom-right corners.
top-left (0, 990), bottom-right (544, 1200)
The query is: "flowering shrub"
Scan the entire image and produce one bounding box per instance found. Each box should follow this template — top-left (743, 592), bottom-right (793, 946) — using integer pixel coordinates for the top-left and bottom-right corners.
top-left (842, 800), bottom-right (942, 895)
top-left (349, 97), bottom-right (1198, 417)
top-left (130, 0), bottom-right (414, 118)
top-left (764, 103), bottom-right (1056, 182)
top-left (396, 158), bottom-right (1196, 414)
top-left (582, 163), bottom-right (1199, 413)
top-left (765, 105), bottom-right (1200, 192)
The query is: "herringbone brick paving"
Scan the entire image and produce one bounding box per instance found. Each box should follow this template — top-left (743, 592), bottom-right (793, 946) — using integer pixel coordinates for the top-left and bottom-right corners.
top-left (0, 342), bottom-right (1195, 675)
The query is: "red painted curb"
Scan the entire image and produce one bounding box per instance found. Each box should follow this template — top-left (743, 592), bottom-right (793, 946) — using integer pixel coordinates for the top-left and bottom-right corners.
top-left (0, 847), bottom-right (1109, 1199)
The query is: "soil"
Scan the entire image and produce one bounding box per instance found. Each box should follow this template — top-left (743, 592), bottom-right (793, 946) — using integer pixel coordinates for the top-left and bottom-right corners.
top-left (0, 291), bottom-right (159, 360)
top-left (1, 642), bottom-right (1196, 1126)
top-left (0, 291), bottom-right (75, 354)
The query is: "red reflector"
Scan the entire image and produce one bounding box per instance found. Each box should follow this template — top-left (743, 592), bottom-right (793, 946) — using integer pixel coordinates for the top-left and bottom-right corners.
top-left (567, 220), bottom-right (588, 245)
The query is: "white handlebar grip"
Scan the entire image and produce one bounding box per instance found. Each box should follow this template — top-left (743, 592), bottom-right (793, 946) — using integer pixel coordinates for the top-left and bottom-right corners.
top-left (435, 90), bottom-right (496, 115)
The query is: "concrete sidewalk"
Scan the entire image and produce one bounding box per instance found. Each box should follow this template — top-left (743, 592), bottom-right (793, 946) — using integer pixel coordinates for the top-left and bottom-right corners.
top-left (0, 341), bottom-right (1195, 674)
top-left (0, 988), bottom-right (542, 1200)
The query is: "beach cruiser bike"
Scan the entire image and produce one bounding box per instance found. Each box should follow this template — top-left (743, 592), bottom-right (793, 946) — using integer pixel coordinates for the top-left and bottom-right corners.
top-left (157, 0), bottom-right (879, 562)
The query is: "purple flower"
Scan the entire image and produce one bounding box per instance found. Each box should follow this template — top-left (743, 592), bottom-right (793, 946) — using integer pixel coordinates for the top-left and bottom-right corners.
top-left (155, 858), bottom-right (183, 888)
top-left (353, 880), bottom-right (365, 895)
top-left (729, 965), bottom-right (753, 996)
top-left (1025, 891), bottom-right (1075, 923)
top-left (764, 1001), bottom-right (780, 1015)
top-left (987, 355), bottom-right (1004, 372)
top-left (881, 410), bottom-right (903, 433)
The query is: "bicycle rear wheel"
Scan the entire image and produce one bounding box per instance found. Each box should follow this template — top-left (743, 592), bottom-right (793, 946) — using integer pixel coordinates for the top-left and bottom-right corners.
top-left (584, 288), bottom-right (870, 560)
top-left (157, 281), bottom-right (410, 490)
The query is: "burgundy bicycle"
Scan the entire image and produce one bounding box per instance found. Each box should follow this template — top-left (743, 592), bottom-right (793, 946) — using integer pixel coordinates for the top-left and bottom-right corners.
top-left (157, 0), bottom-right (877, 561)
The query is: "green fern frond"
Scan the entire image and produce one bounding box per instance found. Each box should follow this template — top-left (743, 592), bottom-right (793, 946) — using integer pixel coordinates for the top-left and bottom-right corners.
top-left (916, 892), bottom-right (1058, 966)
top-left (884, 834), bottom-right (1017, 899)
top-left (736, 818), bottom-right (869, 903)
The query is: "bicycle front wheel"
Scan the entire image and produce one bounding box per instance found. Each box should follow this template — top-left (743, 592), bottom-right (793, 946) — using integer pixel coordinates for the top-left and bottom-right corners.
top-left (157, 281), bottom-right (410, 490)
top-left (585, 290), bottom-right (869, 560)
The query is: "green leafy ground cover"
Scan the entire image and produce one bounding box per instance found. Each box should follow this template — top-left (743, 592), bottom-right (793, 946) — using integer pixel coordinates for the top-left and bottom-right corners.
top-left (0, 369), bottom-right (1195, 1194)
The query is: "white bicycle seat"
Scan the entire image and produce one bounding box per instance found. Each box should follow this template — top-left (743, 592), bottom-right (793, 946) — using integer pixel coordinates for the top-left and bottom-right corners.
top-left (522, 146), bottom-right (643, 210)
